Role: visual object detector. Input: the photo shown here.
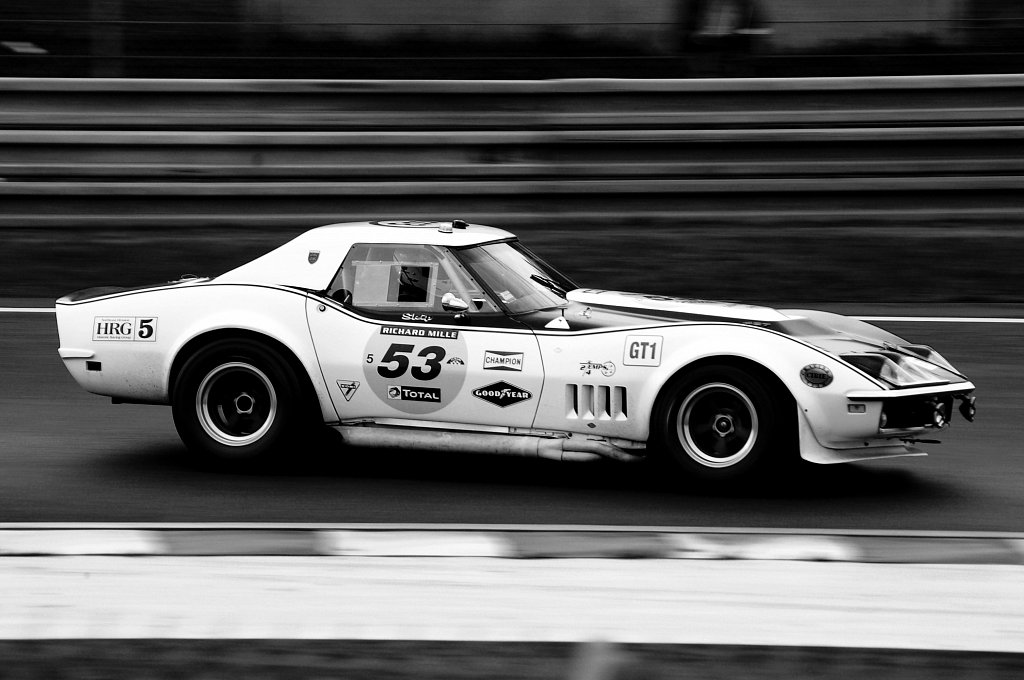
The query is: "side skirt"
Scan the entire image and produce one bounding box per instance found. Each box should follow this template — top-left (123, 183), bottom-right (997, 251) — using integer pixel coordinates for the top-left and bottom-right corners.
top-left (331, 421), bottom-right (646, 463)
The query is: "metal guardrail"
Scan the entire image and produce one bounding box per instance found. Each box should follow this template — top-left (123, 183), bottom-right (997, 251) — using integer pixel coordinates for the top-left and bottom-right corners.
top-left (2, 75), bottom-right (1024, 227)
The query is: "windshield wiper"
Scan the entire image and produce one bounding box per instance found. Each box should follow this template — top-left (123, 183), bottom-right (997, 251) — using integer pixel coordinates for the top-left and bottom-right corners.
top-left (530, 274), bottom-right (568, 298)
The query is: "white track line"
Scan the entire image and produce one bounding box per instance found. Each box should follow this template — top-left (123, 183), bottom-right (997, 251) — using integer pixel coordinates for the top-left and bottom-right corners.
top-left (3, 522), bottom-right (1024, 539)
top-left (4, 307), bottom-right (1024, 323)
top-left (858, 316), bottom-right (1024, 323)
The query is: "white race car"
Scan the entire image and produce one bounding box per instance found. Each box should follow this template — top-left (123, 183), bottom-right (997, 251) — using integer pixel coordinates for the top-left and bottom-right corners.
top-left (56, 220), bottom-right (976, 483)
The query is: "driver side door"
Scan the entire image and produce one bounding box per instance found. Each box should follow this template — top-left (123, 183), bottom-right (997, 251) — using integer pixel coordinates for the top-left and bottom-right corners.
top-left (307, 242), bottom-right (545, 429)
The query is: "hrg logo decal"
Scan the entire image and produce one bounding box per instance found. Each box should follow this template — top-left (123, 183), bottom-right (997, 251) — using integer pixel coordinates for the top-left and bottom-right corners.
top-left (483, 350), bottom-right (524, 372)
top-left (472, 381), bottom-right (533, 408)
top-left (93, 316), bottom-right (157, 342)
top-left (624, 335), bottom-right (662, 367)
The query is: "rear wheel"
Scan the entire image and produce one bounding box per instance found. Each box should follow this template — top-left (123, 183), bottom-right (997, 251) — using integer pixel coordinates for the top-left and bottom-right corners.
top-left (653, 364), bottom-right (789, 484)
top-left (172, 338), bottom-right (307, 465)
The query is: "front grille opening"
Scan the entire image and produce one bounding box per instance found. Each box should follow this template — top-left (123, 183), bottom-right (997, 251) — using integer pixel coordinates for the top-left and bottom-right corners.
top-left (881, 395), bottom-right (953, 430)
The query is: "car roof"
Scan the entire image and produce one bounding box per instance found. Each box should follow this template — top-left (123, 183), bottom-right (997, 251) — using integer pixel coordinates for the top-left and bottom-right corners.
top-left (216, 220), bottom-right (516, 290)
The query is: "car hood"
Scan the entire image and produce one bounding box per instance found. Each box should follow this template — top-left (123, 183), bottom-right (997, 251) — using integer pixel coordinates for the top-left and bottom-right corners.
top-left (566, 288), bottom-right (908, 355)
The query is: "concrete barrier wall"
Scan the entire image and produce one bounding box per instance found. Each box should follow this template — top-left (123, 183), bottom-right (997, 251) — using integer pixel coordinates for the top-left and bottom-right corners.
top-left (2, 75), bottom-right (1024, 227)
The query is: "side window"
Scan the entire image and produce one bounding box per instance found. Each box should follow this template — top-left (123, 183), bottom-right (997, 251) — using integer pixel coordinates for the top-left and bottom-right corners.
top-left (327, 243), bottom-right (500, 316)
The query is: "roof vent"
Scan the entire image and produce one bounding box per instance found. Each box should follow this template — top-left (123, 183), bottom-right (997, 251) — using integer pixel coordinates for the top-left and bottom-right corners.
top-left (452, 219), bottom-right (469, 229)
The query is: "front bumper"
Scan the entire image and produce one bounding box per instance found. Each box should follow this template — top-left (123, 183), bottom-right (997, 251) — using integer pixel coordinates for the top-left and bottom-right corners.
top-left (798, 382), bottom-right (976, 465)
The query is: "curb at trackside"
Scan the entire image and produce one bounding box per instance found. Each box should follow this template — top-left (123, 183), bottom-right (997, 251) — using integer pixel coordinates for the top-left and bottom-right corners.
top-left (1, 528), bottom-right (1023, 564)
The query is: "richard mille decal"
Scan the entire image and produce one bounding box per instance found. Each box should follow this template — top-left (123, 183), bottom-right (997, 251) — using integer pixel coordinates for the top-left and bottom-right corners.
top-left (472, 381), bottom-right (533, 408)
top-left (336, 380), bottom-right (360, 401)
top-left (580, 361), bottom-right (616, 377)
top-left (483, 350), bottom-right (524, 372)
top-left (800, 364), bottom-right (834, 388)
top-left (381, 326), bottom-right (458, 339)
top-left (387, 385), bottom-right (442, 402)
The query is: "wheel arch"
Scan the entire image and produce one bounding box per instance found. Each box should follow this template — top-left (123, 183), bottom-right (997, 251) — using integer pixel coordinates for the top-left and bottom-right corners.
top-left (170, 328), bottom-right (326, 421)
top-left (650, 354), bottom-right (797, 437)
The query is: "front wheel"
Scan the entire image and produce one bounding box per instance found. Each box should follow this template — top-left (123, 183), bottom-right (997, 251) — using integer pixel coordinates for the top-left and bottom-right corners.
top-left (172, 339), bottom-right (307, 465)
top-left (653, 365), bottom-right (789, 484)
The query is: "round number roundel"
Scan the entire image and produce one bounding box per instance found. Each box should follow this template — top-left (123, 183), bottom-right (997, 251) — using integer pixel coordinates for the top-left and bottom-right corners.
top-left (363, 328), bottom-right (468, 414)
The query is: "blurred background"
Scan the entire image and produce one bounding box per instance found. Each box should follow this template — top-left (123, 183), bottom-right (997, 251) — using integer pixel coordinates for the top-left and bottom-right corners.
top-left (3, 0), bottom-right (1024, 78)
top-left (2, 0), bottom-right (1024, 305)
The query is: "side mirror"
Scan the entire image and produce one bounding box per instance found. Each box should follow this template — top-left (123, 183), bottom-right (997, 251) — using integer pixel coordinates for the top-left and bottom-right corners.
top-left (441, 292), bottom-right (470, 313)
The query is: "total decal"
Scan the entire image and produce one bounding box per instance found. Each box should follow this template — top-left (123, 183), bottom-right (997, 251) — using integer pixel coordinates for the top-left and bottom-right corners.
top-left (388, 385), bottom-right (442, 402)
top-left (363, 326), bottom-right (467, 414)
top-left (93, 316), bottom-right (157, 342)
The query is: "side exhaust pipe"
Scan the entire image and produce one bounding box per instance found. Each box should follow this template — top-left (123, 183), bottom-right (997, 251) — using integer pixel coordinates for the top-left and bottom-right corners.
top-left (333, 426), bottom-right (644, 463)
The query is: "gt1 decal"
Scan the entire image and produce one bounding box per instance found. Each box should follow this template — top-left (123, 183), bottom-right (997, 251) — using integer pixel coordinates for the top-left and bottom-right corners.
top-left (336, 380), bottom-right (360, 401)
top-left (580, 361), bottom-right (616, 377)
top-left (381, 326), bottom-right (458, 339)
top-left (388, 385), bottom-right (442, 402)
top-left (624, 335), bottom-right (662, 367)
top-left (483, 350), bottom-right (524, 372)
top-left (472, 381), bottom-right (533, 408)
top-left (801, 364), bottom-right (834, 388)
top-left (364, 333), bottom-right (468, 414)
top-left (93, 317), bottom-right (157, 342)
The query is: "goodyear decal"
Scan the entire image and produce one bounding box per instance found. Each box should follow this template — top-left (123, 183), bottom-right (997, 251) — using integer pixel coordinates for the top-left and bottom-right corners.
top-left (472, 381), bottom-right (533, 408)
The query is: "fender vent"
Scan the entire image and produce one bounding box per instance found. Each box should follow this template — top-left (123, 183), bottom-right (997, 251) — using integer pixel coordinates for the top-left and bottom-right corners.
top-left (566, 384), bottom-right (628, 421)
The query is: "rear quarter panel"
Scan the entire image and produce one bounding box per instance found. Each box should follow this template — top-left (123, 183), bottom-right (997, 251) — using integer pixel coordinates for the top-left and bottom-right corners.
top-left (56, 283), bottom-right (336, 421)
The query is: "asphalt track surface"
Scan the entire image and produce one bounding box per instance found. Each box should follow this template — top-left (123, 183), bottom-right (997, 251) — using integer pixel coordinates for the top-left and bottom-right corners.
top-left (1, 306), bottom-right (1021, 531)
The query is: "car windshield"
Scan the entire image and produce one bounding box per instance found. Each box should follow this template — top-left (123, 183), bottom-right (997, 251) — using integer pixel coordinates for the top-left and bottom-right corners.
top-left (457, 241), bottom-right (577, 314)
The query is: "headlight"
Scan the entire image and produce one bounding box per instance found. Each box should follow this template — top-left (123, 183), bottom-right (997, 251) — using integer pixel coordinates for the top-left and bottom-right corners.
top-left (893, 343), bottom-right (959, 374)
top-left (841, 351), bottom-right (960, 387)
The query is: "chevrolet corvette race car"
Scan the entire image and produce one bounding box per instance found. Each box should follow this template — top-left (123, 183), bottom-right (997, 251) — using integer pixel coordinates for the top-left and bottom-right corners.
top-left (56, 220), bottom-right (976, 483)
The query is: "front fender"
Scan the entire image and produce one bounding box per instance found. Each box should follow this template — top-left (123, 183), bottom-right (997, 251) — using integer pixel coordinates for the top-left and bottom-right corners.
top-left (634, 323), bottom-right (885, 445)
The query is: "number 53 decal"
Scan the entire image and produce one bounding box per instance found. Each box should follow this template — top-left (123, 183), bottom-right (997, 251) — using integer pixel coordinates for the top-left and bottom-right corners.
top-left (372, 344), bottom-right (447, 381)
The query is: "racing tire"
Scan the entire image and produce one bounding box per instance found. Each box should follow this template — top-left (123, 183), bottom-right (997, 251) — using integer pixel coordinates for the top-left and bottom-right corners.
top-left (172, 338), bottom-right (309, 466)
top-left (653, 364), bottom-right (788, 485)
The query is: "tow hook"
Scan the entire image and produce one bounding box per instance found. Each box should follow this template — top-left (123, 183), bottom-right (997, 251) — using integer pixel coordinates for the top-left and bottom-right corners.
top-left (957, 394), bottom-right (977, 422)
